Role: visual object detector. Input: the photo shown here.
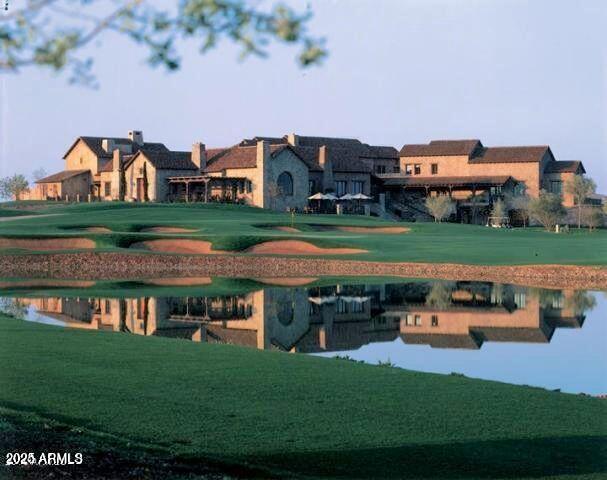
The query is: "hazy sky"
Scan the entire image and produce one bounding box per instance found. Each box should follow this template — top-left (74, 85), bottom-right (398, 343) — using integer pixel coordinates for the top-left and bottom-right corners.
top-left (1, 0), bottom-right (605, 190)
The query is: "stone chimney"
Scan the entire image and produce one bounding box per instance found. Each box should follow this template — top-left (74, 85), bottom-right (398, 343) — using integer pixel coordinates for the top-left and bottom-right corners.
top-left (102, 138), bottom-right (115, 154)
top-left (257, 140), bottom-right (271, 209)
top-left (111, 149), bottom-right (124, 200)
top-left (319, 145), bottom-right (334, 192)
top-left (128, 130), bottom-right (144, 146)
top-left (192, 142), bottom-right (206, 171)
top-left (286, 133), bottom-right (299, 146)
top-left (112, 148), bottom-right (123, 171)
top-left (257, 139), bottom-right (270, 167)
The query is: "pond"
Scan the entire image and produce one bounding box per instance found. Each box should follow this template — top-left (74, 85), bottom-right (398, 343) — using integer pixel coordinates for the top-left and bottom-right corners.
top-left (1, 277), bottom-right (605, 394)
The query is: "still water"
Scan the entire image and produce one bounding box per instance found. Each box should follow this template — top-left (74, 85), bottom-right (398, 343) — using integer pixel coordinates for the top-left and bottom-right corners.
top-left (1, 278), bottom-right (605, 394)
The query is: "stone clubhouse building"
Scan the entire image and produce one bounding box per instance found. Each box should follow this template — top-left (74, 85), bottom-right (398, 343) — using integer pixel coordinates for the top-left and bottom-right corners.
top-left (30, 129), bottom-right (589, 224)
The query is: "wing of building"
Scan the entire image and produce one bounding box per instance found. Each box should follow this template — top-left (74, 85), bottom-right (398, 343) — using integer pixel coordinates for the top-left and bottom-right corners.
top-left (28, 131), bottom-right (593, 225)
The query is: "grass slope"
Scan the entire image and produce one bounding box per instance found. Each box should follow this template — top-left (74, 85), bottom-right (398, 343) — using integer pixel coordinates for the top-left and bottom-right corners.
top-left (1, 316), bottom-right (606, 479)
top-left (0, 202), bottom-right (606, 265)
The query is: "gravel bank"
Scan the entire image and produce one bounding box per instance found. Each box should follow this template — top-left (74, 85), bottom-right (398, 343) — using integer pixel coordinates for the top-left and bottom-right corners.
top-left (0, 252), bottom-right (606, 290)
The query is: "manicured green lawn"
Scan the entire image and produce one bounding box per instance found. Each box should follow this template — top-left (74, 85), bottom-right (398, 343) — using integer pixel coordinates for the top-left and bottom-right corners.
top-left (0, 201), bottom-right (606, 265)
top-left (1, 316), bottom-right (606, 479)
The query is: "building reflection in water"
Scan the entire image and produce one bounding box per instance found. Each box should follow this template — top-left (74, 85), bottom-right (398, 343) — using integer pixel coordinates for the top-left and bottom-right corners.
top-left (9, 281), bottom-right (592, 353)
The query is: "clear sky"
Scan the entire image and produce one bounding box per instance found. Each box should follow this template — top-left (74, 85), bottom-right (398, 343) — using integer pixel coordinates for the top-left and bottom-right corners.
top-left (1, 0), bottom-right (605, 190)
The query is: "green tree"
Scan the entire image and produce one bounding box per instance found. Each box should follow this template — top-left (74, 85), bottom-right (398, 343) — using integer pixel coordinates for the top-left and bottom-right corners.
top-left (0, 174), bottom-right (30, 200)
top-left (528, 191), bottom-right (566, 231)
top-left (425, 195), bottom-right (454, 223)
top-left (564, 175), bottom-right (596, 228)
top-left (0, 1), bottom-right (326, 86)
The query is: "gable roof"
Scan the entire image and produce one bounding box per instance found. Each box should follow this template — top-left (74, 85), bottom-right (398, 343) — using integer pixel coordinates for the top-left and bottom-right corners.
top-left (470, 146), bottom-right (551, 164)
top-left (544, 160), bottom-right (585, 174)
top-left (63, 136), bottom-right (169, 159)
top-left (204, 144), bottom-right (305, 173)
top-left (35, 169), bottom-right (90, 183)
top-left (127, 150), bottom-right (198, 171)
top-left (400, 140), bottom-right (482, 157)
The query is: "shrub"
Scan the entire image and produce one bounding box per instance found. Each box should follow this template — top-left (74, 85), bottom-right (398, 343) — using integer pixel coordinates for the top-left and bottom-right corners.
top-left (582, 207), bottom-right (604, 231)
top-left (425, 196), bottom-right (454, 223)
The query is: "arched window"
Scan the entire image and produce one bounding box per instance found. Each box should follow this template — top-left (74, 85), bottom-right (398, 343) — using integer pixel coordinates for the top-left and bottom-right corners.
top-left (277, 171), bottom-right (294, 196)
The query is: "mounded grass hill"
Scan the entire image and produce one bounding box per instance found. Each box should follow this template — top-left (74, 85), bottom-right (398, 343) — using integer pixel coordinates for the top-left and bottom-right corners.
top-left (0, 202), bottom-right (606, 265)
top-left (1, 316), bottom-right (606, 479)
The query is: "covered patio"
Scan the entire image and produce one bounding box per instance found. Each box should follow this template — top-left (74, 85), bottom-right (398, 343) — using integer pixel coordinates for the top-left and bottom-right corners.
top-left (381, 175), bottom-right (516, 223)
top-left (167, 175), bottom-right (250, 203)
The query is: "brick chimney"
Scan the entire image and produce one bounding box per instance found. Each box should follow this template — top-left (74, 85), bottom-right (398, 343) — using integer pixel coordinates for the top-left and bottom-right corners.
top-left (128, 130), bottom-right (144, 146)
top-left (286, 133), bottom-right (299, 146)
top-left (319, 145), bottom-right (334, 192)
top-left (192, 142), bottom-right (206, 171)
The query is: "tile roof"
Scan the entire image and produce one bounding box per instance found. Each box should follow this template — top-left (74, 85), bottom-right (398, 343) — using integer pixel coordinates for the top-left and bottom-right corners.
top-left (204, 144), bottom-right (305, 173)
top-left (98, 155), bottom-right (135, 172)
top-left (402, 333), bottom-right (482, 349)
top-left (544, 160), bottom-right (585, 174)
top-left (138, 150), bottom-right (198, 170)
top-left (400, 140), bottom-right (482, 157)
top-left (471, 326), bottom-right (553, 343)
top-left (381, 175), bottom-right (512, 187)
top-left (63, 136), bottom-right (169, 159)
top-left (470, 146), bottom-right (550, 164)
top-left (35, 169), bottom-right (90, 183)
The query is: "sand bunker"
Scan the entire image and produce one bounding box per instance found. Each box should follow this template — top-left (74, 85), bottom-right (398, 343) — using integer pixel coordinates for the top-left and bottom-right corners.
top-left (0, 237), bottom-right (95, 251)
top-left (143, 277), bottom-right (212, 286)
top-left (247, 240), bottom-right (366, 256)
top-left (142, 227), bottom-right (197, 233)
top-left (130, 239), bottom-right (229, 255)
top-left (255, 277), bottom-right (319, 286)
top-left (337, 226), bottom-right (409, 234)
top-left (83, 226), bottom-right (112, 233)
top-left (274, 226), bottom-right (300, 233)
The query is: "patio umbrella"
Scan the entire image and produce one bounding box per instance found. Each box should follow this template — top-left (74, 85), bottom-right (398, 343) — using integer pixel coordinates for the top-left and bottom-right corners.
top-left (308, 192), bottom-right (326, 200)
top-left (324, 193), bottom-right (338, 201)
top-left (339, 193), bottom-right (355, 201)
top-left (351, 193), bottom-right (371, 200)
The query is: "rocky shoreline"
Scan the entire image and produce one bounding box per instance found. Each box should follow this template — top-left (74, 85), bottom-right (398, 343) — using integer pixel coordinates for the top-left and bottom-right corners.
top-left (0, 252), bottom-right (606, 290)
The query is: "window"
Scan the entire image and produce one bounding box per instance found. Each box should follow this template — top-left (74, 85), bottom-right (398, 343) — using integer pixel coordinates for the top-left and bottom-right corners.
top-left (431, 315), bottom-right (439, 327)
top-left (550, 180), bottom-right (562, 195)
top-left (335, 181), bottom-right (347, 197)
top-left (431, 163), bottom-right (438, 175)
top-left (393, 166), bottom-right (400, 173)
top-left (336, 299), bottom-right (347, 314)
top-left (375, 165), bottom-right (386, 174)
top-left (246, 180), bottom-right (252, 193)
top-left (104, 300), bottom-right (111, 314)
top-left (490, 186), bottom-right (502, 196)
top-left (309, 180), bottom-right (317, 195)
top-left (104, 182), bottom-right (111, 197)
top-left (351, 181), bottom-right (364, 194)
top-left (405, 164), bottom-right (413, 176)
top-left (414, 164), bottom-right (421, 175)
top-left (514, 292), bottom-right (526, 309)
top-left (551, 294), bottom-right (564, 309)
top-left (405, 314), bottom-right (414, 326)
top-left (277, 171), bottom-right (294, 196)
top-left (414, 315), bottom-right (422, 326)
